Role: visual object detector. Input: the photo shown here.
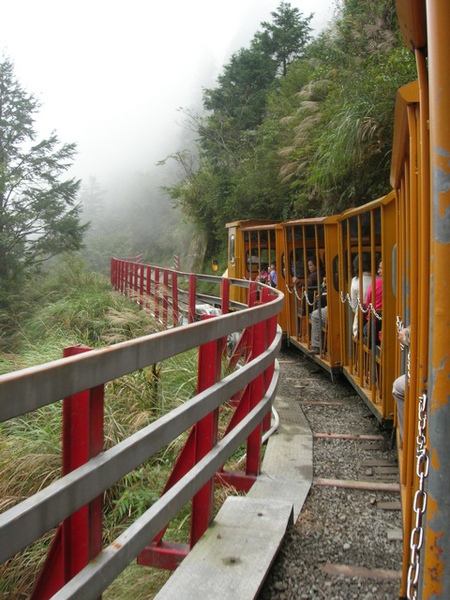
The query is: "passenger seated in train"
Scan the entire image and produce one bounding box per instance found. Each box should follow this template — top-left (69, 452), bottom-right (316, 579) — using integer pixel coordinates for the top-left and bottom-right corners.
top-left (392, 325), bottom-right (410, 440)
top-left (350, 253), bottom-right (372, 337)
top-left (309, 276), bottom-right (327, 354)
top-left (364, 259), bottom-right (382, 344)
top-left (294, 256), bottom-right (322, 315)
top-left (269, 261), bottom-right (277, 287)
top-left (256, 263), bottom-right (269, 284)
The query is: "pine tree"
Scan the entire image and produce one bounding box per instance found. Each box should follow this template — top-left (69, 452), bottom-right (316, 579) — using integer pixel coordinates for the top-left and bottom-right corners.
top-left (0, 57), bottom-right (87, 304)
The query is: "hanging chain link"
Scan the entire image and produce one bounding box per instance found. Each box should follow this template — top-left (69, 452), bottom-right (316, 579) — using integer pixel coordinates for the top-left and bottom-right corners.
top-left (303, 289), bottom-right (315, 306)
top-left (407, 392), bottom-right (429, 600)
top-left (396, 315), bottom-right (405, 349)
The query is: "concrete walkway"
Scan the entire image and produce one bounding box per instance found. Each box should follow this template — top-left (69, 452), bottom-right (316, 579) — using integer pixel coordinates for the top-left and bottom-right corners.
top-left (155, 395), bottom-right (313, 600)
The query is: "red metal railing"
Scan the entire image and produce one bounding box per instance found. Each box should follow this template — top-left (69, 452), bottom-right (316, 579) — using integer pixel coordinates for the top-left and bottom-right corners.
top-left (0, 263), bottom-right (283, 599)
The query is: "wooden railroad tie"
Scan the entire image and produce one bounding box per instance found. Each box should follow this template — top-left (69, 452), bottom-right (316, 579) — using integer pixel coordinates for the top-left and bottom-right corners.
top-left (313, 477), bottom-right (400, 493)
top-left (320, 563), bottom-right (401, 581)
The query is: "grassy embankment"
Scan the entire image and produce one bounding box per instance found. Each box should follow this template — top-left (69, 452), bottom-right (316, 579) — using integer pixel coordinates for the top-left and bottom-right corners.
top-left (0, 258), bottom-right (241, 599)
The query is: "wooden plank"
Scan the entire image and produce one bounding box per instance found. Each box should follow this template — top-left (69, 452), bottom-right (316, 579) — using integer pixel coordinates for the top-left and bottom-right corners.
top-left (320, 563), bottom-right (402, 581)
top-left (361, 459), bottom-right (398, 467)
top-left (377, 501), bottom-right (402, 511)
top-left (154, 497), bottom-right (293, 600)
top-left (314, 432), bottom-right (385, 441)
top-left (373, 466), bottom-right (399, 475)
top-left (155, 393), bottom-right (313, 599)
top-left (249, 395), bottom-right (313, 522)
top-left (314, 477), bottom-right (400, 492)
top-left (298, 401), bottom-right (353, 406)
top-left (387, 528), bottom-right (403, 541)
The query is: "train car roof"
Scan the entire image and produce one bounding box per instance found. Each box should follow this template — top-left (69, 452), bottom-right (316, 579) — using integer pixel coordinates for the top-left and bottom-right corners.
top-left (390, 81), bottom-right (419, 188)
top-left (238, 223), bottom-right (281, 231)
top-left (395, 0), bottom-right (427, 53)
top-left (281, 215), bottom-right (338, 226)
top-left (225, 219), bottom-right (279, 229)
top-left (335, 190), bottom-right (396, 221)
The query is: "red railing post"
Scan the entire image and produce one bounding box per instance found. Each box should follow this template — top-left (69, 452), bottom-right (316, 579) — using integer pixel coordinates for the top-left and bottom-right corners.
top-left (139, 263), bottom-right (145, 308)
top-left (245, 318), bottom-right (265, 475)
top-left (221, 277), bottom-right (230, 314)
top-left (190, 317), bottom-right (223, 545)
top-left (172, 272), bottom-right (179, 327)
top-left (163, 269), bottom-right (169, 327)
top-left (31, 345), bottom-right (104, 600)
top-left (188, 274), bottom-right (196, 323)
top-left (154, 268), bottom-right (160, 321)
top-left (110, 258), bottom-right (115, 287)
top-left (133, 262), bottom-right (139, 296)
top-left (118, 260), bottom-right (123, 293)
top-left (262, 287), bottom-right (277, 433)
top-left (124, 261), bottom-right (129, 295)
top-left (146, 265), bottom-right (152, 312)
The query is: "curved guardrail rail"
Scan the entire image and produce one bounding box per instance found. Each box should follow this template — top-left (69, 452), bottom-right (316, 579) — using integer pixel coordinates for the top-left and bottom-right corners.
top-left (0, 263), bottom-right (284, 599)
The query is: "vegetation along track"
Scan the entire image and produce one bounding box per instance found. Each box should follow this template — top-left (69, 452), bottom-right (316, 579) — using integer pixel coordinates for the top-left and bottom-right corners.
top-left (258, 348), bottom-right (403, 600)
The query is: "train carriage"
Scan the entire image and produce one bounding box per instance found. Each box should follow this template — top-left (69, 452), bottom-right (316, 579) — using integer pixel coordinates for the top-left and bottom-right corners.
top-left (336, 192), bottom-right (397, 423)
top-left (389, 14), bottom-right (433, 592)
top-left (226, 219), bottom-right (288, 333)
top-left (281, 216), bottom-right (341, 374)
top-left (224, 2), bottom-right (450, 595)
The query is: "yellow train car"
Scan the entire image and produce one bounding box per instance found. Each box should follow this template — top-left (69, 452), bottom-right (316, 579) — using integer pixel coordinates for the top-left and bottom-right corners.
top-left (390, 76), bottom-right (429, 600)
top-left (336, 192), bottom-right (397, 423)
top-left (281, 216), bottom-right (341, 374)
top-left (226, 219), bottom-right (287, 334)
top-left (390, 2), bottom-right (435, 591)
top-left (224, 2), bottom-right (450, 596)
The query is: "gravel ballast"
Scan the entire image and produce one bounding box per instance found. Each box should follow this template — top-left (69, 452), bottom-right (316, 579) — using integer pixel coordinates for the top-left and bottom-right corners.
top-left (258, 347), bottom-right (403, 600)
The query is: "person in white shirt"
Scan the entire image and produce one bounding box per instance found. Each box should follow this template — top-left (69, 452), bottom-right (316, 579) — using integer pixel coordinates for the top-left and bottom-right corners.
top-left (350, 253), bottom-right (372, 337)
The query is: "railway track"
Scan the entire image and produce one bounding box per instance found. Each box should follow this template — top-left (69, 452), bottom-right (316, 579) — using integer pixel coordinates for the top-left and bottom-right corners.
top-left (258, 347), bottom-right (403, 600)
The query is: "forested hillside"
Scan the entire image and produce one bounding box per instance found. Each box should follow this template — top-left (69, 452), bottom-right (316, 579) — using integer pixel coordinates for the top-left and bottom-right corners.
top-left (162, 0), bottom-right (416, 256)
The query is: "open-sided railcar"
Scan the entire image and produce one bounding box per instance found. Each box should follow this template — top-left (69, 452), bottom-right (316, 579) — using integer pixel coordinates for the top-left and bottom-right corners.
top-left (225, 1), bottom-right (450, 594)
top-left (281, 217), bottom-right (341, 374)
top-left (336, 191), bottom-right (397, 424)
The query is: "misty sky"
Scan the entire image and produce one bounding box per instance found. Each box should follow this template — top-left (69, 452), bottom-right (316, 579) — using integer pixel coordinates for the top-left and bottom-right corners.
top-left (1, 0), bottom-right (335, 188)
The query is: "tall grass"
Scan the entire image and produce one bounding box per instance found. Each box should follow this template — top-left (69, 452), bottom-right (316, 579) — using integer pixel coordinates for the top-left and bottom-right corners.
top-left (0, 257), bottom-right (201, 598)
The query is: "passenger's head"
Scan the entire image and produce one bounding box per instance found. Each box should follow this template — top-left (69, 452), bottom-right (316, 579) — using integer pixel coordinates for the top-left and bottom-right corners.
top-left (353, 252), bottom-right (371, 276)
top-left (352, 254), bottom-right (359, 276)
top-left (307, 257), bottom-right (317, 273)
top-left (377, 259), bottom-right (383, 276)
top-left (362, 252), bottom-right (371, 273)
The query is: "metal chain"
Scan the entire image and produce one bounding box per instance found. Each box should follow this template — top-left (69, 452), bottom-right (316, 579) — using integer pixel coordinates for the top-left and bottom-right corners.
top-left (369, 303), bottom-right (382, 321)
top-left (303, 289), bottom-right (315, 306)
top-left (288, 283), bottom-right (315, 305)
top-left (340, 289), bottom-right (381, 318)
top-left (357, 297), bottom-right (370, 314)
top-left (340, 290), bottom-right (359, 310)
top-left (407, 392), bottom-right (429, 600)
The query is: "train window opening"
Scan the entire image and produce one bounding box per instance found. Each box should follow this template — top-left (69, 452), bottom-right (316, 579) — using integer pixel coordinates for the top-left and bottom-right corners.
top-left (332, 255), bottom-right (339, 292)
top-left (229, 234), bottom-right (235, 265)
top-left (246, 253), bottom-right (261, 277)
top-left (290, 248), bottom-right (304, 279)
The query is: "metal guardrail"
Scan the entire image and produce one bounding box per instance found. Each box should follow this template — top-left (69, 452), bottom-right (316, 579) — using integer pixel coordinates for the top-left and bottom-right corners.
top-left (0, 264), bottom-right (283, 599)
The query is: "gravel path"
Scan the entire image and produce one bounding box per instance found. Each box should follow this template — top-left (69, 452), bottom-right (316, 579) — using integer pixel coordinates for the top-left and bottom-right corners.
top-left (258, 347), bottom-right (403, 600)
